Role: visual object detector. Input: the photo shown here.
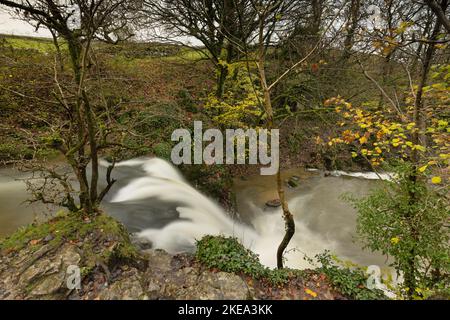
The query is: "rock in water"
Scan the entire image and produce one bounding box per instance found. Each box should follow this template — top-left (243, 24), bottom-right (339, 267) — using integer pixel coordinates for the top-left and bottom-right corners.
top-left (287, 176), bottom-right (299, 188)
top-left (266, 199), bottom-right (281, 208)
top-left (130, 233), bottom-right (153, 250)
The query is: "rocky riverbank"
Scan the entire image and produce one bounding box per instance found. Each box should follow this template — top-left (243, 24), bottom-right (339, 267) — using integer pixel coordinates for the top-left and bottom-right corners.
top-left (0, 212), bottom-right (351, 300)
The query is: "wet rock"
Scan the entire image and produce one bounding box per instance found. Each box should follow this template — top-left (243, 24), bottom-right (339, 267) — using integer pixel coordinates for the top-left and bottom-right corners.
top-left (146, 278), bottom-right (162, 300)
top-left (98, 268), bottom-right (145, 300)
top-left (146, 249), bottom-right (173, 272)
top-left (287, 177), bottom-right (299, 188)
top-left (201, 272), bottom-right (250, 300)
top-left (0, 243), bottom-right (82, 299)
top-left (131, 234), bottom-right (153, 251)
top-left (160, 268), bottom-right (250, 300)
top-left (0, 236), bottom-right (344, 300)
top-left (30, 271), bottom-right (65, 296)
top-left (19, 257), bottom-right (61, 285)
top-left (14, 244), bottom-right (53, 270)
top-left (59, 244), bottom-right (81, 266)
top-left (265, 199), bottom-right (281, 208)
top-left (142, 249), bottom-right (251, 300)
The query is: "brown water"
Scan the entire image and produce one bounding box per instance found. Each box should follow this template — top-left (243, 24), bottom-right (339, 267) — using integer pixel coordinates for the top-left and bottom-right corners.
top-left (0, 167), bottom-right (52, 237)
top-left (233, 168), bottom-right (391, 268)
top-left (0, 162), bottom-right (390, 269)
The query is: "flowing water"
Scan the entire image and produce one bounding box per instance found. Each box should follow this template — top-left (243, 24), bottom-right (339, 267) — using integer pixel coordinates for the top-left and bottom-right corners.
top-left (0, 167), bottom-right (54, 236)
top-left (0, 158), bottom-right (391, 270)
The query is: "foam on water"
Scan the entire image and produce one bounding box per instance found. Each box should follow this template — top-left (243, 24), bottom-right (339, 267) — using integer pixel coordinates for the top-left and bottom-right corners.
top-left (108, 158), bottom-right (392, 269)
top-left (110, 158), bottom-right (261, 258)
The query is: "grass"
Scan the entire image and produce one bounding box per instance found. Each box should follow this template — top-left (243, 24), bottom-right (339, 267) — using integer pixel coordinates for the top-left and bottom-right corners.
top-left (1, 34), bottom-right (60, 53)
top-left (163, 47), bottom-right (208, 62)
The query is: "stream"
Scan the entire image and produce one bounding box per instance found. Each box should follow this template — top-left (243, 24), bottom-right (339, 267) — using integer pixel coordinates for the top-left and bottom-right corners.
top-left (0, 158), bottom-right (390, 270)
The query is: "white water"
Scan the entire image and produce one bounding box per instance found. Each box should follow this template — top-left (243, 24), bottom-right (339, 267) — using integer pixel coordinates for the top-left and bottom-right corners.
top-left (0, 157), bottom-right (391, 270)
top-left (110, 158), bottom-right (261, 257)
top-left (109, 158), bottom-right (389, 269)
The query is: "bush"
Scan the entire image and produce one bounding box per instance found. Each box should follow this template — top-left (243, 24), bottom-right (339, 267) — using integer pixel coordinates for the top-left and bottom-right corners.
top-left (314, 251), bottom-right (386, 300)
top-left (196, 236), bottom-right (293, 284)
top-left (0, 142), bottom-right (33, 161)
top-left (345, 163), bottom-right (449, 298)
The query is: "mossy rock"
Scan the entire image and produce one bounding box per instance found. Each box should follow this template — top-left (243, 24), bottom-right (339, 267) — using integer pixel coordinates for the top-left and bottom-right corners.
top-left (0, 211), bottom-right (146, 299)
top-left (0, 211), bottom-right (141, 271)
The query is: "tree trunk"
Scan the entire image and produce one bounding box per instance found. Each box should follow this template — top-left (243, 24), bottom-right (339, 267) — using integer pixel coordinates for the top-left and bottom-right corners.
top-left (66, 36), bottom-right (99, 215)
top-left (405, 18), bottom-right (441, 299)
top-left (342, 0), bottom-right (361, 61)
top-left (256, 22), bottom-right (295, 269)
top-left (216, 64), bottom-right (228, 98)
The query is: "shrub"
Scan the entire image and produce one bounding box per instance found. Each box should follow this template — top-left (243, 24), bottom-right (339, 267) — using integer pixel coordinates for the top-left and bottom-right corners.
top-left (196, 236), bottom-right (293, 284)
top-left (314, 251), bottom-right (386, 300)
top-left (345, 163), bottom-right (449, 298)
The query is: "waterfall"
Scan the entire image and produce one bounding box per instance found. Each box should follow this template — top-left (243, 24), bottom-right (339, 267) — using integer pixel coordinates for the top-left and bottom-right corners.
top-left (109, 158), bottom-right (261, 258)
top-left (105, 157), bottom-right (392, 270)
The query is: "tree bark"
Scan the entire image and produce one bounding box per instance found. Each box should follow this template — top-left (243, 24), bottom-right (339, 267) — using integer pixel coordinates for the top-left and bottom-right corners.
top-left (342, 0), bottom-right (361, 61)
top-left (256, 16), bottom-right (295, 269)
top-left (425, 0), bottom-right (450, 34)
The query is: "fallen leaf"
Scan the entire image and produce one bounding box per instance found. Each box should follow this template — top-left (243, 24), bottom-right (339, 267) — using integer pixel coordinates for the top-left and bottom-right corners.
top-left (305, 288), bottom-right (318, 298)
top-left (29, 239), bottom-right (41, 246)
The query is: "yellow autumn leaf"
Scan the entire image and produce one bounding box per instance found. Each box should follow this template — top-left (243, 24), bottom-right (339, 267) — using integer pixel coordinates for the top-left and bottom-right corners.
top-left (305, 288), bottom-right (318, 298)
top-left (359, 136), bottom-right (368, 144)
top-left (392, 138), bottom-right (400, 147)
top-left (418, 165), bottom-right (428, 173)
top-left (431, 176), bottom-right (442, 184)
top-left (414, 145), bottom-right (426, 152)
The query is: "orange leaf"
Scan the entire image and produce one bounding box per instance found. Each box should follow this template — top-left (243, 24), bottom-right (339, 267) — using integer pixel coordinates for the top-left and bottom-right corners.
top-left (29, 239), bottom-right (41, 246)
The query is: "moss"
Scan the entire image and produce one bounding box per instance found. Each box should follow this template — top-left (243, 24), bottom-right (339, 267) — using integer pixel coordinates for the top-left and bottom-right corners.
top-left (196, 235), bottom-right (302, 285)
top-left (0, 211), bottom-right (140, 273)
top-left (152, 142), bottom-right (172, 160)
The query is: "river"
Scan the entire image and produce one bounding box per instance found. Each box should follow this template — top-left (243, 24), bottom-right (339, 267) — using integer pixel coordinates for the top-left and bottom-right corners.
top-left (0, 158), bottom-right (390, 270)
